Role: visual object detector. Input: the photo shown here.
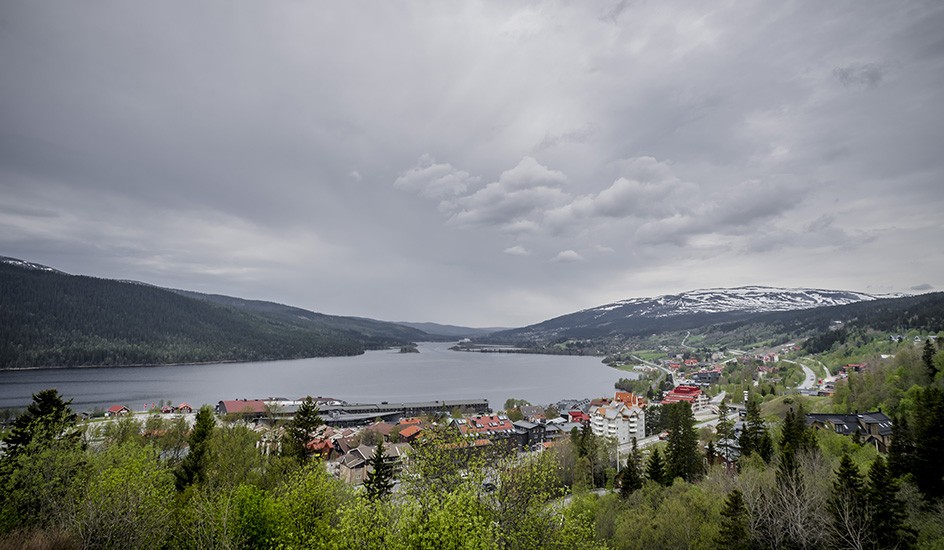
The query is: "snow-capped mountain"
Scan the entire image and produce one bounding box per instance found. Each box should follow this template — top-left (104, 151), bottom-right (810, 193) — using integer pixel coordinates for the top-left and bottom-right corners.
top-left (583, 286), bottom-right (896, 318)
top-left (488, 286), bottom-right (906, 342)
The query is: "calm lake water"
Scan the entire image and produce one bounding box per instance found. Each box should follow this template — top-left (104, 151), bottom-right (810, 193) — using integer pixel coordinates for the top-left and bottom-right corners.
top-left (0, 342), bottom-right (633, 412)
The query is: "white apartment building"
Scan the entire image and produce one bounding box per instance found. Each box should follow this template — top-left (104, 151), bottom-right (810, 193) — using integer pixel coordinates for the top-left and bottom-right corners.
top-left (589, 401), bottom-right (646, 446)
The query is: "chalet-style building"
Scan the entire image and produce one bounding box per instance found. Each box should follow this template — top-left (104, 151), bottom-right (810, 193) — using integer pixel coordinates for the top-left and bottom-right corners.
top-left (512, 420), bottom-right (546, 450)
top-left (106, 405), bottom-right (130, 417)
top-left (806, 411), bottom-right (893, 452)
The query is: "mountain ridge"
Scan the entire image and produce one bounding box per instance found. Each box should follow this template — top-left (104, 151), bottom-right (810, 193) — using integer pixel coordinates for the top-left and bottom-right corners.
top-left (485, 286), bottom-right (911, 343)
top-left (0, 256), bottom-right (430, 369)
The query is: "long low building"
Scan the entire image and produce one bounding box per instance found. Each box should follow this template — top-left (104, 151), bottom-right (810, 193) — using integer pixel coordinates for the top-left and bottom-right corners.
top-left (219, 398), bottom-right (490, 423)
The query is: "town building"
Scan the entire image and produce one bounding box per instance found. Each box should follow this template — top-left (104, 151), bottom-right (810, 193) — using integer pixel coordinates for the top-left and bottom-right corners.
top-left (806, 411), bottom-right (893, 452)
top-left (588, 397), bottom-right (646, 446)
top-left (661, 385), bottom-right (709, 411)
top-left (337, 442), bottom-right (412, 485)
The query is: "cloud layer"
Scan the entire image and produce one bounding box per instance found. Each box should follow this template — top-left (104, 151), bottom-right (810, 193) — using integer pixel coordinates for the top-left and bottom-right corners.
top-left (1, 1), bottom-right (943, 326)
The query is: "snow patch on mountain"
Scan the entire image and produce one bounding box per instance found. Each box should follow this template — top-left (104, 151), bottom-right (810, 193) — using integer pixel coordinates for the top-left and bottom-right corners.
top-left (0, 256), bottom-right (61, 273)
top-left (584, 286), bottom-right (901, 319)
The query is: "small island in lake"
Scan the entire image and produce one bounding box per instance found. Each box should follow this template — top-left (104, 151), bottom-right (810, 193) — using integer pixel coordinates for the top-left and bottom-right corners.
top-left (399, 344), bottom-right (419, 353)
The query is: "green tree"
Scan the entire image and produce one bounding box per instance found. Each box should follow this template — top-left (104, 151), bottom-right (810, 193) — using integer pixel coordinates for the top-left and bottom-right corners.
top-left (1, 388), bottom-right (80, 463)
top-left (175, 405), bottom-right (216, 491)
top-left (716, 489), bottom-right (750, 550)
top-left (888, 414), bottom-right (916, 479)
top-left (283, 396), bottom-right (324, 461)
top-left (0, 388), bottom-right (85, 533)
top-left (909, 386), bottom-right (944, 499)
top-left (665, 402), bottom-right (703, 482)
top-left (829, 454), bottom-right (871, 550)
top-left (867, 455), bottom-right (915, 549)
top-left (738, 398), bottom-right (773, 464)
top-left (74, 442), bottom-right (175, 549)
top-left (619, 437), bottom-right (644, 498)
top-left (363, 441), bottom-right (395, 501)
top-left (923, 339), bottom-right (938, 378)
top-left (646, 447), bottom-right (668, 486)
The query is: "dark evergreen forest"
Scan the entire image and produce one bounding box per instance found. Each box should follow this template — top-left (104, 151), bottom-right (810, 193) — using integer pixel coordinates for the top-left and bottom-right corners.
top-left (0, 262), bottom-right (426, 369)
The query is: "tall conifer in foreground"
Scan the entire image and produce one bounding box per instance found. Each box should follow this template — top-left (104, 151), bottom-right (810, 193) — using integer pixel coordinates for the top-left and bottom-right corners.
top-left (363, 441), bottom-right (395, 501)
top-left (867, 455), bottom-right (915, 549)
top-left (716, 489), bottom-right (750, 550)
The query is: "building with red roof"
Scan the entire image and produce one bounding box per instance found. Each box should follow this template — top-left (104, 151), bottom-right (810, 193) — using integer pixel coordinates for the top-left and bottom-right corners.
top-left (106, 405), bottom-right (130, 417)
top-left (661, 385), bottom-right (709, 411)
top-left (216, 399), bottom-right (267, 416)
top-left (452, 414), bottom-right (516, 439)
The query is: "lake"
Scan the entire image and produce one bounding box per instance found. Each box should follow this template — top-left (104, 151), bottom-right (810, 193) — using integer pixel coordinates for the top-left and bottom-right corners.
top-left (0, 342), bottom-right (634, 412)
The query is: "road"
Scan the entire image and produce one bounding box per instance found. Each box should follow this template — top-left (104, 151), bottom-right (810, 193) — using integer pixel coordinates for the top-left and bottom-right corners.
top-left (782, 359), bottom-right (817, 391)
top-left (631, 354), bottom-right (674, 387)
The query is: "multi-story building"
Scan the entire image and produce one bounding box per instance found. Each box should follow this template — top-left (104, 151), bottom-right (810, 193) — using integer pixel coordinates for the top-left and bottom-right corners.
top-left (589, 398), bottom-right (646, 446)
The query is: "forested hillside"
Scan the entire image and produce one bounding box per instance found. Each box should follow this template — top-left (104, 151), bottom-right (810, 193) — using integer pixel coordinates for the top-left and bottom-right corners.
top-left (0, 260), bottom-right (427, 369)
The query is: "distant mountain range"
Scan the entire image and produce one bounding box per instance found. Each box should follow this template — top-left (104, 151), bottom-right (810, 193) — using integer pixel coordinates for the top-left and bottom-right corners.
top-left (394, 322), bottom-right (508, 339)
top-left (483, 286), bottom-right (928, 343)
top-left (3, 255), bottom-right (940, 368)
top-left (0, 256), bottom-right (430, 369)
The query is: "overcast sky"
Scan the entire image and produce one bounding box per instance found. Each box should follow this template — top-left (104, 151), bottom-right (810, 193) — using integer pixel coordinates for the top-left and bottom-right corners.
top-left (2, 2), bottom-right (943, 327)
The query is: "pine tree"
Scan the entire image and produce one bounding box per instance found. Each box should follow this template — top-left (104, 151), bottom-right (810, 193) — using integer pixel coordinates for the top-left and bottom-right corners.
top-left (283, 395), bottom-right (324, 461)
top-left (888, 414), bottom-right (916, 479)
top-left (0, 388), bottom-right (79, 465)
top-left (619, 437), bottom-right (644, 498)
top-left (829, 454), bottom-right (871, 550)
top-left (665, 402), bottom-right (703, 482)
top-left (923, 339), bottom-right (938, 378)
top-left (646, 447), bottom-right (668, 486)
top-left (909, 386), bottom-right (944, 499)
top-left (867, 455), bottom-right (915, 549)
top-left (363, 441), bottom-right (395, 501)
top-left (175, 404), bottom-right (216, 491)
top-left (738, 398), bottom-right (773, 464)
top-left (716, 489), bottom-right (750, 550)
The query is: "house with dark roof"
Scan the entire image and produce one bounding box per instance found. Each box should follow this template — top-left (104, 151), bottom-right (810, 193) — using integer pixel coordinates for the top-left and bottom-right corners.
top-left (512, 420), bottom-right (546, 450)
top-left (519, 405), bottom-right (546, 422)
top-left (806, 411), bottom-right (893, 452)
top-left (338, 442), bottom-right (412, 485)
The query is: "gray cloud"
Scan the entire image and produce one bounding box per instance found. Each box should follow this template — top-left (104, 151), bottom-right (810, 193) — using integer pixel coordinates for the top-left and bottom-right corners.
top-left (1, 1), bottom-right (942, 326)
top-left (834, 62), bottom-right (889, 88)
top-left (911, 283), bottom-right (933, 291)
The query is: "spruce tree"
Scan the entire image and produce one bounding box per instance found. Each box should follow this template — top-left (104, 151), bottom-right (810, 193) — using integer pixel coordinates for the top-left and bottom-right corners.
top-left (646, 447), bottom-right (668, 486)
top-left (665, 401), bottom-right (703, 482)
top-left (738, 398), bottom-right (772, 464)
top-left (867, 455), bottom-right (915, 549)
top-left (175, 404), bottom-right (216, 491)
top-left (619, 437), bottom-right (644, 498)
top-left (923, 339), bottom-right (938, 378)
top-left (283, 395), bottom-right (324, 461)
top-left (363, 441), bottom-right (395, 501)
top-left (716, 489), bottom-right (750, 550)
top-left (829, 454), bottom-right (870, 550)
top-left (909, 386), bottom-right (944, 499)
top-left (0, 388), bottom-right (79, 465)
top-left (888, 414), bottom-right (916, 479)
